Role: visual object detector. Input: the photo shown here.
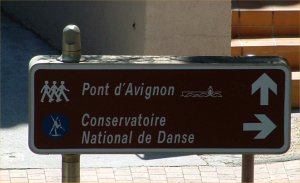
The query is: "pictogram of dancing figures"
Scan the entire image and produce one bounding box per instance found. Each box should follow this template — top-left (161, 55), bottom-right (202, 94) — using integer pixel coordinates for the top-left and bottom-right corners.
top-left (40, 81), bottom-right (70, 103)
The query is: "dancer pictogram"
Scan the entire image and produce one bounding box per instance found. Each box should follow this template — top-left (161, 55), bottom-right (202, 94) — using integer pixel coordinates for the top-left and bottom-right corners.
top-left (43, 113), bottom-right (69, 139)
top-left (49, 115), bottom-right (65, 137)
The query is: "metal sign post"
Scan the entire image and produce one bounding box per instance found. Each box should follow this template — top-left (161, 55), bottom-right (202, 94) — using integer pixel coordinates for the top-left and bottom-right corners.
top-left (62, 154), bottom-right (80, 183)
top-left (60, 25), bottom-right (82, 183)
top-left (242, 154), bottom-right (254, 183)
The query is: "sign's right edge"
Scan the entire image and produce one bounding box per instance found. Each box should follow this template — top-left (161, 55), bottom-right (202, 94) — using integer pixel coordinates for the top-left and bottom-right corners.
top-left (281, 64), bottom-right (292, 153)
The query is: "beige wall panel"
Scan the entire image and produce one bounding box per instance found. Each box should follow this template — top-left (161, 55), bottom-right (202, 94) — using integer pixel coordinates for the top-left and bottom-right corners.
top-left (2, 0), bottom-right (231, 56)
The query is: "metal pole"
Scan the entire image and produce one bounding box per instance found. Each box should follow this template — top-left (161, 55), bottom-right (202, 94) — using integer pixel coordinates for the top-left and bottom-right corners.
top-left (60, 24), bottom-right (82, 183)
top-left (241, 54), bottom-right (256, 183)
top-left (242, 154), bottom-right (254, 183)
top-left (62, 154), bottom-right (80, 183)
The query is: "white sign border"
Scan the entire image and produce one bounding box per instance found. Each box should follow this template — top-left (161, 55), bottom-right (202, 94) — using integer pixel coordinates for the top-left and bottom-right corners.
top-left (29, 57), bottom-right (291, 154)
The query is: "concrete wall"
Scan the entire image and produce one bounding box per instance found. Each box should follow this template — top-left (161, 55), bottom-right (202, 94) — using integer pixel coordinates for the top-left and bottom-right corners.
top-left (2, 0), bottom-right (231, 56)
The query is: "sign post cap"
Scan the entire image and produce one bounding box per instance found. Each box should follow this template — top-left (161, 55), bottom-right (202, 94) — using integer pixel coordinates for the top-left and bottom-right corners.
top-left (59, 24), bottom-right (83, 63)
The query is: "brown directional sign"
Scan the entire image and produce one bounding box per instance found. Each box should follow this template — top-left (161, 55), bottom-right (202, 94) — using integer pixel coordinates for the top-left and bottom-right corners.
top-left (29, 56), bottom-right (291, 154)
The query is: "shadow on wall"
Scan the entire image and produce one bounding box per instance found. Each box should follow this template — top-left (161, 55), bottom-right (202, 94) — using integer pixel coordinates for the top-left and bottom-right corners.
top-left (1, 1), bottom-right (146, 128)
top-left (0, 13), bottom-right (58, 128)
top-left (1, 1), bottom-right (147, 55)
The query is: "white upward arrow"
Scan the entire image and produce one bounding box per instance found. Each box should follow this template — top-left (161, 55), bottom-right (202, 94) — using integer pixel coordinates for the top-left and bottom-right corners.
top-left (243, 114), bottom-right (277, 139)
top-left (252, 73), bottom-right (277, 106)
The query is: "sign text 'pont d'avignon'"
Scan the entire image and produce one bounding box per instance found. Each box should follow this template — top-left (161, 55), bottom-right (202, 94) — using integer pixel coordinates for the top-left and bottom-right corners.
top-left (81, 82), bottom-right (176, 99)
top-left (29, 56), bottom-right (291, 154)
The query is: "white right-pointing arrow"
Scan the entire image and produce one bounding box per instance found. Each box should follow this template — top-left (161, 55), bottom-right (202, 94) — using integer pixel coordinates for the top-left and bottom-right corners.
top-left (252, 73), bottom-right (277, 106)
top-left (243, 114), bottom-right (277, 139)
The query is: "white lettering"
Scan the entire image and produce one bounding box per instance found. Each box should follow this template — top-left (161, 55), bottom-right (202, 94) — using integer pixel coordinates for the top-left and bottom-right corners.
top-left (157, 131), bottom-right (195, 144)
top-left (82, 130), bottom-right (133, 144)
top-left (81, 113), bottom-right (166, 127)
top-left (81, 82), bottom-right (110, 96)
top-left (82, 83), bottom-right (90, 95)
top-left (81, 113), bottom-right (90, 127)
top-left (123, 83), bottom-right (175, 100)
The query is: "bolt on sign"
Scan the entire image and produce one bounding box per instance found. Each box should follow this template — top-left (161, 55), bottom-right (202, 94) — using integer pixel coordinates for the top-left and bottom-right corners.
top-left (29, 56), bottom-right (291, 154)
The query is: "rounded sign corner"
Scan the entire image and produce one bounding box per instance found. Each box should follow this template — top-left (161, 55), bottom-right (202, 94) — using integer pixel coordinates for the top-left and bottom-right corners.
top-left (29, 61), bottom-right (42, 77)
top-left (276, 57), bottom-right (290, 66)
top-left (29, 55), bottom-right (57, 74)
top-left (29, 141), bottom-right (43, 155)
top-left (29, 56), bottom-right (47, 68)
top-left (276, 142), bottom-right (291, 154)
top-left (280, 64), bottom-right (292, 77)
